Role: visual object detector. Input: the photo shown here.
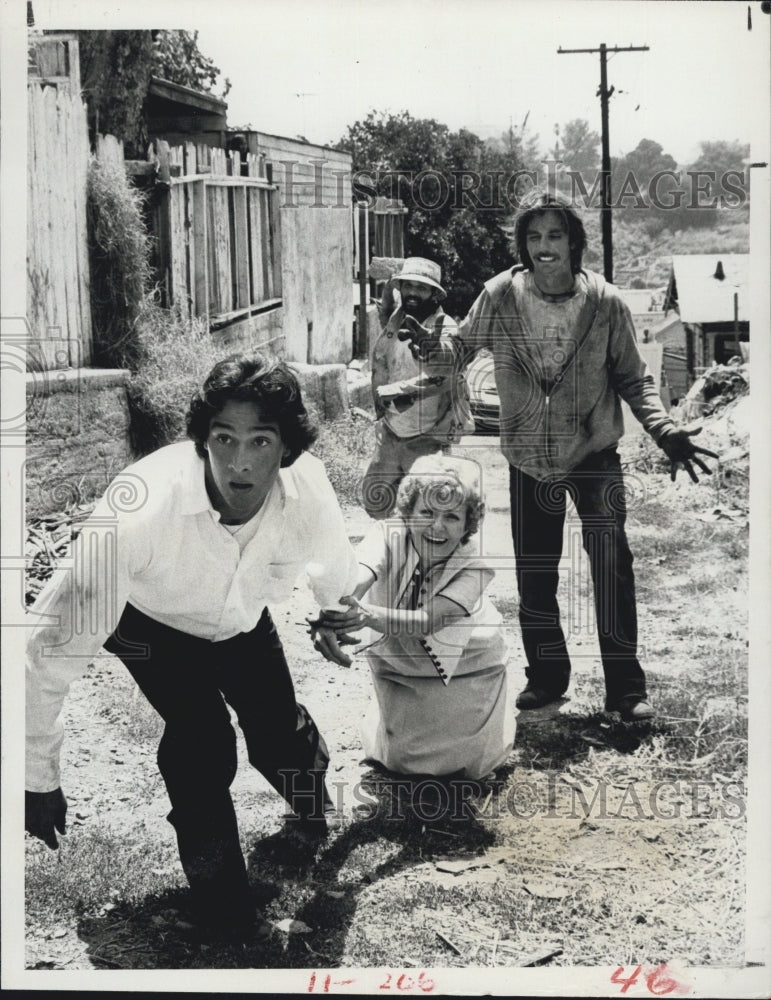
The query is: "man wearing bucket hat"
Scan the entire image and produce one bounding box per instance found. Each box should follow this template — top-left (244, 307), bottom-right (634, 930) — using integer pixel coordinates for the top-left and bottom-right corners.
top-left (363, 257), bottom-right (474, 519)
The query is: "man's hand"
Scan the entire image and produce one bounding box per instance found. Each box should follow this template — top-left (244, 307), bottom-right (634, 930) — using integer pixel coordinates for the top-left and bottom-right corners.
top-left (659, 428), bottom-right (719, 483)
top-left (25, 788), bottom-right (68, 850)
top-left (377, 383), bottom-right (418, 413)
top-left (306, 616), bottom-right (360, 668)
top-left (397, 314), bottom-right (440, 360)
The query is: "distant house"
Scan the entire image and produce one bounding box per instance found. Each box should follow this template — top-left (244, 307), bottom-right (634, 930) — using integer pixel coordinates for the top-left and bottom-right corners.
top-left (663, 254), bottom-right (749, 377)
top-left (650, 313), bottom-right (690, 404)
top-left (616, 286), bottom-right (667, 343)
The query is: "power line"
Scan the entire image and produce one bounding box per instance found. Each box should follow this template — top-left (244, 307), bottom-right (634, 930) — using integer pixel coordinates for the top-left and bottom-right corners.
top-left (558, 43), bottom-right (649, 283)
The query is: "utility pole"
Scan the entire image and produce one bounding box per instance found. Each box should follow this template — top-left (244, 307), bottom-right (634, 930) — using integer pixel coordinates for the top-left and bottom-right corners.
top-left (558, 43), bottom-right (649, 283)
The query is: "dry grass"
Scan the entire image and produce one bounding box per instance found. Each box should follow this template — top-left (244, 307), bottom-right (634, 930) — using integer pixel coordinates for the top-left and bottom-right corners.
top-left (24, 406), bottom-right (749, 971)
top-left (311, 411), bottom-right (375, 507)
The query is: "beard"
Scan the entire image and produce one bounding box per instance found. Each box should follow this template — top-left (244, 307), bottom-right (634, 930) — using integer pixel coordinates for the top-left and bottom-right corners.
top-left (402, 295), bottom-right (438, 322)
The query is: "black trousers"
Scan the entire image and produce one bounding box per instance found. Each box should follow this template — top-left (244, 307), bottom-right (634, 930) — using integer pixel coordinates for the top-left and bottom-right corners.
top-left (104, 603), bottom-right (330, 919)
top-left (509, 448), bottom-right (647, 709)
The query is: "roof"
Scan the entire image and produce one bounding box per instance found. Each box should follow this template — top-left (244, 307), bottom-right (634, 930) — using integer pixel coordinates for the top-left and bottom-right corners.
top-left (650, 313), bottom-right (686, 338)
top-left (246, 129), bottom-right (352, 158)
top-left (148, 77), bottom-right (228, 114)
top-left (617, 287), bottom-right (666, 315)
top-left (668, 254), bottom-right (749, 324)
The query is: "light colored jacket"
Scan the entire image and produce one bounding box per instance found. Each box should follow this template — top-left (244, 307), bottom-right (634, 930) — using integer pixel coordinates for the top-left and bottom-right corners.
top-left (371, 302), bottom-right (475, 441)
top-left (458, 267), bottom-right (675, 479)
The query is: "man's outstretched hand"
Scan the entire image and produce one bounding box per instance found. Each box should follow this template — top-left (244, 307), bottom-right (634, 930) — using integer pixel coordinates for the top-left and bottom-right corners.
top-left (659, 428), bottom-right (719, 483)
top-left (306, 617), bottom-right (360, 668)
top-left (397, 314), bottom-right (440, 360)
top-left (25, 788), bottom-right (68, 849)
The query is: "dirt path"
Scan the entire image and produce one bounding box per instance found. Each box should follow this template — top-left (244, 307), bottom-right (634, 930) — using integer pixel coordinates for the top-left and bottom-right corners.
top-left (24, 433), bottom-right (748, 972)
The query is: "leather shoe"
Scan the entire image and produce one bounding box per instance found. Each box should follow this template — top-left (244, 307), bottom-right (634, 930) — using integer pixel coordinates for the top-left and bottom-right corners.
top-left (618, 699), bottom-right (655, 722)
top-left (515, 685), bottom-right (564, 710)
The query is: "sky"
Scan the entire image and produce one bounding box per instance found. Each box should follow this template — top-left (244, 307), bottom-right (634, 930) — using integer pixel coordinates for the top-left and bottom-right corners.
top-left (25, 0), bottom-right (771, 165)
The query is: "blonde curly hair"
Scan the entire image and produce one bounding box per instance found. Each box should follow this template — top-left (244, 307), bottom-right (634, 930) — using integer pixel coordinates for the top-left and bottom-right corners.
top-left (396, 455), bottom-right (485, 545)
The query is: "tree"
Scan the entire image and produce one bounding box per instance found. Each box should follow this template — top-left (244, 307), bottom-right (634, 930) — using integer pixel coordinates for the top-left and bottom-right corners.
top-left (609, 138), bottom-right (680, 233)
top-left (485, 118), bottom-right (542, 173)
top-left (79, 31), bottom-right (156, 157)
top-left (77, 30), bottom-right (229, 157)
top-left (687, 139), bottom-right (750, 205)
top-left (552, 118), bottom-right (600, 177)
top-left (339, 110), bottom-right (517, 316)
top-left (611, 137), bottom-right (678, 212)
top-left (152, 30), bottom-right (231, 97)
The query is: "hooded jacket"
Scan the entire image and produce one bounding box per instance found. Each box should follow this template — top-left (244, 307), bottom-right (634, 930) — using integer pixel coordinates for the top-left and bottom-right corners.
top-left (458, 267), bottom-right (675, 479)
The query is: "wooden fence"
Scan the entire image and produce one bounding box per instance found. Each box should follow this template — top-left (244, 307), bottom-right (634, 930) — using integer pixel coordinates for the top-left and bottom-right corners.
top-left (27, 75), bottom-right (92, 370)
top-left (140, 142), bottom-right (282, 324)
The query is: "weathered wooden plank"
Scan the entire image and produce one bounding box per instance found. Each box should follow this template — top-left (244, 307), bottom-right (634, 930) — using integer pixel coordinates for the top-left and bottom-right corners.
top-left (60, 89), bottom-right (80, 366)
top-left (232, 185), bottom-right (249, 310)
top-left (168, 183), bottom-right (185, 316)
top-left (42, 86), bottom-right (62, 363)
top-left (247, 187), bottom-right (265, 304)
top-left (36, 39), bottom-right (67, 78)
top-left (182, 176), bottom-right (195, 317)
top-left (26, 85), bottom-right (47, 366)
top-left (74, 97), bottom-right (92, 364)
top-left (155, 139), bottom-right (172, 184)
top-left (170, 174), bottom-right (274, 189)
top-left (207, 182), bottom-right (232, 314)
top-left (268, 188), bottom-right (282, 299)
top-left (68, 37), bottom-right (81, 95)
top-left (260, 189), bottom-right (272, 299)
top-left (209, 147), bottom-right (227, 179)
top-left (191, 178), bottom-right (208, 318)
top-left (183, 141), bottom-right (197, 176)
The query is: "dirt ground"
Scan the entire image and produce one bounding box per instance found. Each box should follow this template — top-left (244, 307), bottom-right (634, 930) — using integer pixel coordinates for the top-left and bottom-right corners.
top-left (23, 428), bottom-right (749, 975)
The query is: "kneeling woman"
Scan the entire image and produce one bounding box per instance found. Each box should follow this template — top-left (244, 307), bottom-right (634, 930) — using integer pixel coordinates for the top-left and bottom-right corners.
top-left (333, 455), bottom-right (515, 781)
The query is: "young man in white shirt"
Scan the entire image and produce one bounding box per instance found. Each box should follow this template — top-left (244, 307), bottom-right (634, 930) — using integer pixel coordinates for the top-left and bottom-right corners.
top-left (25, 354), bottom-right (359, 938)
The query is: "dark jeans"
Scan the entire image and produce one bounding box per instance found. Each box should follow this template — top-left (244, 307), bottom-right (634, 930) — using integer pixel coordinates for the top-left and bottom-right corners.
top-left (104, 603), bottom-right (330, 919)
top-left (509, 448), bottom-right (647, 709)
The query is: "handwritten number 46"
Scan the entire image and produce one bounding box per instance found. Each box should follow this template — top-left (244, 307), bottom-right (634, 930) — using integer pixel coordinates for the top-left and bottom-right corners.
top-left (611, 964), bottom-right (683, 995)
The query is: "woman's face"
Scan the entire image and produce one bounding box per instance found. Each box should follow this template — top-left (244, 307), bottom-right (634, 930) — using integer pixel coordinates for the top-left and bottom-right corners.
top-left (408, 487), bottom-right (468, 564)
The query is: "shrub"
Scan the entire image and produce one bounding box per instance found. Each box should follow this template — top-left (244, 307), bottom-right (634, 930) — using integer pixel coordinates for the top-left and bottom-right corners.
top-left (86, 155), bottom-right (152, 369)
top-left (125, 300), bottom-right (231, 456)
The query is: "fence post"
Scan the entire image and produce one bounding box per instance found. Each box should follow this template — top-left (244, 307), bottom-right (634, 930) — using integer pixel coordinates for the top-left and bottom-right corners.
top-left (355, 201), bottom-right (369, 358)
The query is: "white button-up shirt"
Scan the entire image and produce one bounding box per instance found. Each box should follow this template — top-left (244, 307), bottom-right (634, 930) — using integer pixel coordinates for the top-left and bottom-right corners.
top-left (26, 441), bottom-right (359, 792)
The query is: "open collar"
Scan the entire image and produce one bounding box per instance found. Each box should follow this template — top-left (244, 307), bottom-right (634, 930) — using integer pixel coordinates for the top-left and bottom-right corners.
top-left (178, 448), bottom-right (216, 517)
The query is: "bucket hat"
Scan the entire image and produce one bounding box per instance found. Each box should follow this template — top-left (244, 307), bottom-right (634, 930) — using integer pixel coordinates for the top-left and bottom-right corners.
top-left (393, 257), bottom-right (446, 300)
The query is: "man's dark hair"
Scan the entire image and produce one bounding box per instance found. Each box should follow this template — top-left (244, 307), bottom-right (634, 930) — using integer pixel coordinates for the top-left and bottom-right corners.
top-left (513, 188), bottom-right (587, 274)
top-left (186, 353), bottom-right (318, 467)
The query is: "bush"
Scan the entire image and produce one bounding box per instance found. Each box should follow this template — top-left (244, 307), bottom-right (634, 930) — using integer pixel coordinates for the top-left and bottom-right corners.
top-left (125, 300), bottom-right (232, 456)
top-left (87, 155), bottom-right (152, 368)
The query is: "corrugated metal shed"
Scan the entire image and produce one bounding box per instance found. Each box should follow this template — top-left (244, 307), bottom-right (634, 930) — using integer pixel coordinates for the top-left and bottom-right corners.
top-left (668, 254), bottom-right (749, 324)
